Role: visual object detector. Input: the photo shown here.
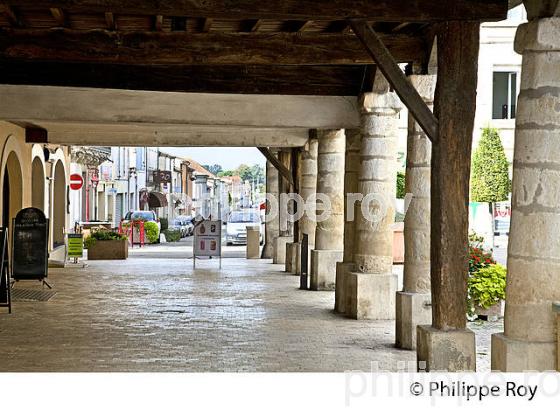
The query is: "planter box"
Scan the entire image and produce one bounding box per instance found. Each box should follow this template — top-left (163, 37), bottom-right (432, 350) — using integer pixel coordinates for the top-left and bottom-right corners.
top-left (475, 300), bottom-right (504, 321)
top-left (87, 239), bottom-right (128, 260)
top-left (393, 222), bottom-right (404, 264)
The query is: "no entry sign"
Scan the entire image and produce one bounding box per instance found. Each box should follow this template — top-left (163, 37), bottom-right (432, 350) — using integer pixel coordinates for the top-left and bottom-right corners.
top-left (69, 173), bottom-right (84, 190)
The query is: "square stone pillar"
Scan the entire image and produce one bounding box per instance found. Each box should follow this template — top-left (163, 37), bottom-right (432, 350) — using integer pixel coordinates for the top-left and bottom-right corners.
top-left (262, 157), bottom-right (279, 259)
top-left (346, 78), bottom-right (401, 320)
top-left (273, 236), bottom-right (292, 265)
top-left (335, 129), bottom-right (361, 313)
top-left (310, 129), bottom-right (345, 290)
top-left (492, 14), bottom-right (560, 371)
top-left (396, 74), bottom-right (435, 349)
top-left (285, 241), bottom-right (299, 273)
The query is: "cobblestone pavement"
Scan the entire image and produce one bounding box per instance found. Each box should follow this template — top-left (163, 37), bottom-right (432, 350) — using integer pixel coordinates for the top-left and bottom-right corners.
top-left (0, 257), bottom-right (500, 372)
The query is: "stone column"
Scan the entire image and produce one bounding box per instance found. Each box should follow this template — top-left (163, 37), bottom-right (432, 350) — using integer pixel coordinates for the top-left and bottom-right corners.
top-left (346, 82), bottom-right (402, 319)
top-left (335, 129), bottom-right (361, 313)
top-left (292, 138), bottom-right (319, 275)
top-left (263, 157), bottom-right (279, 259)
top-left (492, 12), bottom-right (560, 371)
top-left (395, 75), bottom-right (435, 349)
top-left (273, 149), bottom-right (293, 264)
top-left (310, 129), bottom-right (345, 290)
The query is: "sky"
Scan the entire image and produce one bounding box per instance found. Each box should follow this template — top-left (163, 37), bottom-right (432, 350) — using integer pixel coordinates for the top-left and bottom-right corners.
top-left (161, 147), bottom-right (266, 170)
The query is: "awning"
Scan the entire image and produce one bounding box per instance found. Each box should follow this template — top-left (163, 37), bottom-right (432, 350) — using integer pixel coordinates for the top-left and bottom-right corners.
top-left (148, 191), bottom-right (168, 208)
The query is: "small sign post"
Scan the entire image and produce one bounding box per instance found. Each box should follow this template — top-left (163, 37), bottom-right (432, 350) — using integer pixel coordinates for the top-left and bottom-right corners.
top-left (69, 173), bottom-right (84, 191)
top-left (11, 207), bottom-right (50, 288)
top-left (193, 219), bottom-right (222, 269)
top-left (0, 227), bottom-right (11, 313)
top-left (67, 233), bottom-right (84, 263)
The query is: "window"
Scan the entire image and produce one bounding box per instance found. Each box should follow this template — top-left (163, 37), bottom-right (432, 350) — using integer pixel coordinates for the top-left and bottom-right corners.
top-left (492, 71), bottom-right (517, 120)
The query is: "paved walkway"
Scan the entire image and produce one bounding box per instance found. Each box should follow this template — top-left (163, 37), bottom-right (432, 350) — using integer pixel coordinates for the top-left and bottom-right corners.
top-left (0, 255), bottom-right (500, 372)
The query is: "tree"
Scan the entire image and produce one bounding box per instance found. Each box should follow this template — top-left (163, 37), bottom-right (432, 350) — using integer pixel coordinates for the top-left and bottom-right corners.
top-left (396, 171), bottom-right (405, 199)
top-left (470, 127), bottom-right (510, 203)
top-left (470, 127), bottom-right (511, 250)
top-left (203, 164), bottom-right (223, 175)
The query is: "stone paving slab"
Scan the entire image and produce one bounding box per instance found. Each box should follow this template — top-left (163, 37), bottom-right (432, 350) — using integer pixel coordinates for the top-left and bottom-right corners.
top-left (0, 257), bottom-right (499, 372)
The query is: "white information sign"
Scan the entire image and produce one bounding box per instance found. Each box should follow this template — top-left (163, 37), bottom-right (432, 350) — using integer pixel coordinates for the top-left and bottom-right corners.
top-left (193, 219), bottom-right (222, 268)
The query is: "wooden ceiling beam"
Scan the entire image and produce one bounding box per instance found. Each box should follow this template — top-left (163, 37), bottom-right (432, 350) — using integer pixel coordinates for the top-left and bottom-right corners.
top-left (104, 12), bottom-right (115, 30)
top-left (0, 60), bottom-right (368, 96)
top-left (1, 4), bottom-right (22, 27)
top-left (0, 28), bottom-right (426, 65)
top-left (50, 7), bottom-right (67, 27)
top-left (3, 0), bottom-right (509, 21)
top-left (201, 17), bottom-right (213, 32)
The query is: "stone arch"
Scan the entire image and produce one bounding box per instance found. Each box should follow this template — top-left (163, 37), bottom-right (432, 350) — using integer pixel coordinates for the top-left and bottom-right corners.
top-left (2, 151), bottom-right (23, 227)
top-left (32, 156), bottom-right (45, 211)
top-left (52, 159), bottom-right (66, 247)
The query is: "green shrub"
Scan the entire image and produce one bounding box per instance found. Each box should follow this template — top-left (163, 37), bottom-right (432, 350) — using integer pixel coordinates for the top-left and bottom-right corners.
top-left (396, 171), bottom-right (405, 199)
top-left (467, 264), bottom-right (507, 313)
top-left (84, 230), bottom-right (127, 248)
top-left (160, 217), bottom-right (169, 231)
top-left (163, 229), bottom-right (181, 242)
top-left (144, 221), bottom-right (160, 243)
top-left (470, 127), bottom-right (511, 202)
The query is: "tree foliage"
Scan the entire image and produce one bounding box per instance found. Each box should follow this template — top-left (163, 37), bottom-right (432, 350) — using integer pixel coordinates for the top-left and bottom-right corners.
top-left (470, 127), bottom-right (511, 203)
top-left (396, 171), bottom-right (405, 199)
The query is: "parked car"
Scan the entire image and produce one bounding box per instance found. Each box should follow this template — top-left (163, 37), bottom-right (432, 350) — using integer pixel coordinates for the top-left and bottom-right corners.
top-left (226, 210), bottom-right (262, 245)
top-left (122, 210), bottom-right (161, 231)
top-left (170, 216), bottom-right (195, 238)
top-left (169, 218), bottom-right (188, 238)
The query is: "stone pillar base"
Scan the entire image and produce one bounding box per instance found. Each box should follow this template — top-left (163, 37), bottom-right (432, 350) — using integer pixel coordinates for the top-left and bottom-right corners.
top-left (273, 237), bottom-right (292, 265)
top-left (346, 272), bottom-right (397, 320)
top-left (395, 292), bottom-right (431, 350)
top-left (491, 333), bottom-right (556, 372)
top-left (310, 249), bottom-right (343, 291)
top-left (285, 242), bottom-right (299, 273)
top-left (335, 262), bottom-right (355, 314)
top-left (417, 325), bottom-right (476, 371)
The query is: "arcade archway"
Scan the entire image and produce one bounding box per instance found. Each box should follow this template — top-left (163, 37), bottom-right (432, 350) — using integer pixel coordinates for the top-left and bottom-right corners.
top-left (52, 160), bottom-right (66, 247)
top-left (31, 156), bottom-right (45, 211)
top-left (2, 151), bottom-right (23, 228)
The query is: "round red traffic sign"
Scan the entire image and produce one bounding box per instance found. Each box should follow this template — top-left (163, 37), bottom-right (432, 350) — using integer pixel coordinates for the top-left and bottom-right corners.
top-left (69, 173), bottom-right (84, 190)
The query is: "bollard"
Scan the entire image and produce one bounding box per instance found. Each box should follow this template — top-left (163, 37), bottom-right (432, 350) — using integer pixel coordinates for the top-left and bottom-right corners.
top-left (246, 226), bottom-right (260, 259)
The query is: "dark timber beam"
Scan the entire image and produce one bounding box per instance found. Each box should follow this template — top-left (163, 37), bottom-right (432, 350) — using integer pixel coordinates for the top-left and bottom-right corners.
top-left (25, 126), bottom-right (48, 143)
top-left (0, 28), bottom-right (425, 66)
top-left (4, 1), bottom-right (509, 21)
top-left (430, 21), bottom-right (480, 330)
top-left (0, 60), bottom-right (370, 95)
top-left (104, 12), bottom-right (115, 30)
top-left (50, 7), bottom-right (67, 27)
top-left (1, 4), bottom-right (22, 27)
top-left (258, 147), bottom-right (294, 188)
top-left (350, 20), bottom-right (438, 143)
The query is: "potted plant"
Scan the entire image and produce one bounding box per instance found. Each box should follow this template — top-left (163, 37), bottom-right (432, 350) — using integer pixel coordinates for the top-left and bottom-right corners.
top-left (468, 263), bottom-right (507, 320)
top-left (85, 230), bottom-right (129, 260)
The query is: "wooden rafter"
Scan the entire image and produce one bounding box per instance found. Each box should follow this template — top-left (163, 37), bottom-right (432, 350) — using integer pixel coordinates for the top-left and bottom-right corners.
top-left (1, 4), bottom-right (22, 27)
top-left (201, 17), bottom-right (213, 32)
top-left (0, 29), bottom-right (426, 66)
top-left (297, 20), bottom-right (312, 32)
top-left (104, 12), bottom-right (115, 30)
top-left (50, 7), bottom-right (67, 27)
top-left (249, 19), bottom-right (262, 32)
top-left (0, 61), bottom-right (371, 96)
top-left (154, 15), bottom-right (163, 31)
top-left (349, 19), bottom-right (438, 143)
top-left (4, 0), bottom-right (509, 21)
top-left (258, 147), bottom-right (294, 187)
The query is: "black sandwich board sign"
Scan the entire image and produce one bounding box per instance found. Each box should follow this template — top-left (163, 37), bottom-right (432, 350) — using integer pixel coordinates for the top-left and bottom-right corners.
top-left (0, 227), bottom-right (10, 313)
top-left (11, 207), bottom-right (49, 284)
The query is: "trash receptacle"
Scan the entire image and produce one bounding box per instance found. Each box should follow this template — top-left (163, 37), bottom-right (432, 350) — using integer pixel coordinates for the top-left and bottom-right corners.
top-left (246, 226), bottom-right (260, 259)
